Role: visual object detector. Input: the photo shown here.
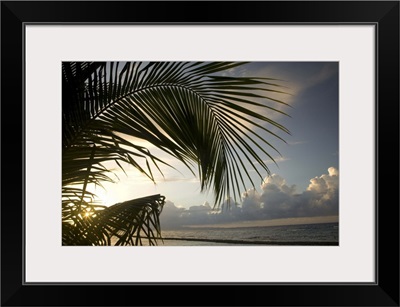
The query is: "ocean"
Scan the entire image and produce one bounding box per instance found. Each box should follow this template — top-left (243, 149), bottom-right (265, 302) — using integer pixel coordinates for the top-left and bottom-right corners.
top-left (156, 222), bottom-right (339, 246)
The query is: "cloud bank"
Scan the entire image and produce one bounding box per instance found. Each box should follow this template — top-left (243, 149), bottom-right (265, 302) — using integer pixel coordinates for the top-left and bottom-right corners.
top-left (160, 167), bottom-right (339, 229)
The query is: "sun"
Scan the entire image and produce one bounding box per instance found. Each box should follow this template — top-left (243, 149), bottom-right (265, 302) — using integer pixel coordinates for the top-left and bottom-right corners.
top-left (82, 183), bottom-right (118, 207)
top-left (93, 187), bottom-right (117, 207)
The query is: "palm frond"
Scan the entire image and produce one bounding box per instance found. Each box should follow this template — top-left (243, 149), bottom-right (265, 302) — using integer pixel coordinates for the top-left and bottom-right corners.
top-left (62, 61), bottom-right (291, 245)
top-left (63, 61), bottom-right (290, 203)
top-left (62, 195), bottom-right (165, 246)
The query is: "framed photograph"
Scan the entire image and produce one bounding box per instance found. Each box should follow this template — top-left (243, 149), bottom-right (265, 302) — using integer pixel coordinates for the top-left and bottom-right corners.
top-left (1, 1), bottom-right (399, 306)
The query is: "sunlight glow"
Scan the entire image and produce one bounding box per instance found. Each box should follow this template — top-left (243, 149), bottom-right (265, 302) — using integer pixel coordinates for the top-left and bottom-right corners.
top-left (92, 187), bottom-right (118, 207)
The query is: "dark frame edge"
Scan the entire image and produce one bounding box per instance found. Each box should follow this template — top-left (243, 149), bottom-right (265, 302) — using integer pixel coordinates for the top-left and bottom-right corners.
top-left (1, 1), bottom-right (25, 304)
top-left (376, 1), bottom-right (400, 304)
top-left (1, 1), bottom-right (399, 306)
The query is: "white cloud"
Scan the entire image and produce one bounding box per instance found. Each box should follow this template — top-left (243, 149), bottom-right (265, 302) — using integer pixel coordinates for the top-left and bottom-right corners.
top-left (160, 167), bottom-right (339, 229)
top-left (328, 166), bottom-right (339, 176)
top-left (159, 200), bottom-right (186, 229)
top-left (258, 168), bottom-right (338, 219)
top-left (241, 188), bottom-right (261, 216)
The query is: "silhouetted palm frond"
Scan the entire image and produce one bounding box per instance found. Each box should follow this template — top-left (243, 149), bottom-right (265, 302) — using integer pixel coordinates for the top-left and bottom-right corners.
top-left (62, 194), bottom-right (165, 246)
top-left (62, 61), bottom-right (290, 245)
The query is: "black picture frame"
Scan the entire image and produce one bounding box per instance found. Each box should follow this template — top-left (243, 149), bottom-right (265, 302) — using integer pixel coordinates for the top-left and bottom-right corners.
top-left (1, 1), bottom-right (399, 306)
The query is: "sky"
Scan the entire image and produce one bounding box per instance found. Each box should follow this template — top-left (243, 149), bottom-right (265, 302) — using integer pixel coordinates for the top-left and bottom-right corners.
top-left (87, 62), bottom-right (339, 229)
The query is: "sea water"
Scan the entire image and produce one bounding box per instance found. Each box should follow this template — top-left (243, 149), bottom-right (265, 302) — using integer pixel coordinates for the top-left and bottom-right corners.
top-left (157, 222), bottom-right (339, 246)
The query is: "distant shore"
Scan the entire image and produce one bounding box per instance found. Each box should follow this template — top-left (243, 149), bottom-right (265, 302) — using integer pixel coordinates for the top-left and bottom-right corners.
top-left (181, 215), bottom-right (339, 229)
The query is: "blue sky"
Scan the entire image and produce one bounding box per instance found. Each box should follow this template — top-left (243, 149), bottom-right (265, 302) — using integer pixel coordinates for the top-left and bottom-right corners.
top-left (89, 62), bottom-right (339, 227)
top-left (249, 62), bottom-right (339, 192)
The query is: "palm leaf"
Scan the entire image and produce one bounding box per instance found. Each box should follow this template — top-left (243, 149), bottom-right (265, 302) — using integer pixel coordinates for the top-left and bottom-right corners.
top-left (62, 61), bottom-right (290, 245)
top-left (63, 195), bottom-right (165, 246)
